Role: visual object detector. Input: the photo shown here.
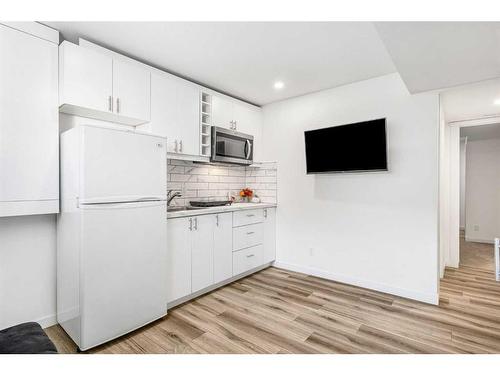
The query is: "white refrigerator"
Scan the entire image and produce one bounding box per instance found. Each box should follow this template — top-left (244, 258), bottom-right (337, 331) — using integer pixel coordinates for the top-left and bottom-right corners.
top-left (57, 125), bottom-right (168, 351)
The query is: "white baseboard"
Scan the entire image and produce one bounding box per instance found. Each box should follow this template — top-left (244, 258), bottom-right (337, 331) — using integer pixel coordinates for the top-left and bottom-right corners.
top-left (465, 237), bottom-right (495, 244)
top-left (273, 261), bottom-right (439, 305)
top-left (38, 313), bottom-right (57, 328)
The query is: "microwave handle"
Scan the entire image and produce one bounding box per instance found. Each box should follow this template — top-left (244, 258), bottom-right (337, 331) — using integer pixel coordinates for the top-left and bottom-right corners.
top-left (245, 139), bottom-right (252, 160)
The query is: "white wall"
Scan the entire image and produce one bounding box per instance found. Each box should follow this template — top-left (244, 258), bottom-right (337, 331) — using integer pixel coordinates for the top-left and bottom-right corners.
top-left (459, 138), bottom-right (467, 229)
top-left (439, 104), bottom-right (449, 278)
top-left (0, 215), bottom-right (56, 330)
top-left (262, 73), bottom-right (440, 304)
top-left (465, 138), bottom-right (500, 243)
top-left (448, 126), bottom-right (461, 268)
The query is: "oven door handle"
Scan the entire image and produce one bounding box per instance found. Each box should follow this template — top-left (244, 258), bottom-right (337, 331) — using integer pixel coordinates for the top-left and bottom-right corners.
top-left (245, 139), bottom-right (252, 160)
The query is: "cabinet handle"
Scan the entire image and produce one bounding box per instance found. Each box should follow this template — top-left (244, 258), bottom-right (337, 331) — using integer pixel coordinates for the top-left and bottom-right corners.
top-left (264, 209), bottom-right (267, 218)
top-left (216, 214), bottom-right (219, 227)
top-left (189, 218), bottom-right (193, 231)
top-left (246, 214), bottom-right (255, 217)
top-left (246, 254), bottom-right (255, 258)
top-left (246, 231), bottom-right (255, 235)
top-left (234, 120), bottom-right (237, 130)
top-left (108, 96), bottom-right (113, 112)
top-left (179, 140), bottom-right (183, 153)
top-left (116, 97), bottom-right (120, 113)
top-left (174, 140), bottom-right (178, 153)
top-left (194, 217), bottom-right (198, 230)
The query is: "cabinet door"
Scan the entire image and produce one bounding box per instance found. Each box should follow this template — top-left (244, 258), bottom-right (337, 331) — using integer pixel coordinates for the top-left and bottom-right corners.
top-left (59, 41), bottom-right (113, 114)
top-left (262, 208), bottom-right (276, 263)
top-left (212, 95), bottom-right (234, 130)
top-left (112, 59), bottom-right (150, 122)
top-left (150, 72), bottom-right (180, 153)
top-left (191, 215), bottom-right (214, 293)
top-left (232, 102), bottom-right (260, 134)
top-left (167, 218), bottom-right (192, 303)
top-left (177, 81), bottom-right (200, 155)
top-left (0, 25), bottom-right (59, 207)
top-left (213, 213), bottom-right (233, 284)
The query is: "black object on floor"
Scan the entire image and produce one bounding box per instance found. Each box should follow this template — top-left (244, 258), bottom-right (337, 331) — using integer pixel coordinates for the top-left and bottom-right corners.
top-left (0, 322), bottom-right (57, 354)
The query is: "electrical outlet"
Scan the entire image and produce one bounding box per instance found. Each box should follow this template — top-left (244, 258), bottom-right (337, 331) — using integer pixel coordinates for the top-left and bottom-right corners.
top-left (474, 225), bottom-right (480, 232)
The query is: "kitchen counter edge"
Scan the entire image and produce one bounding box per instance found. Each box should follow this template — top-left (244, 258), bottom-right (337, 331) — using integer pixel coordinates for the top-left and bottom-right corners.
top-left (167, 203), bottom-right (277, 219)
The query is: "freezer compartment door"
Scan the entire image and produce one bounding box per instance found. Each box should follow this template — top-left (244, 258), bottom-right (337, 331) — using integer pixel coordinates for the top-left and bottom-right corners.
top-left (80, 201), bottom-right (167, 350)
top-left (80, 126), bottom-right (167, 203)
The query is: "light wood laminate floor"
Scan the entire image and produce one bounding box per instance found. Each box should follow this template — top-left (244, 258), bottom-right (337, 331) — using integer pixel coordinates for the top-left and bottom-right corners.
top-left (46, 258), bottom-right (500, 354)
top-left (460, 230), bottom-right (494, 271)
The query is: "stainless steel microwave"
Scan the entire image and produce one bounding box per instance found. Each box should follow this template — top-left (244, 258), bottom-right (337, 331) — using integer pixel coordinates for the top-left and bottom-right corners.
top-left (211, 126), bottom-right (254, 165)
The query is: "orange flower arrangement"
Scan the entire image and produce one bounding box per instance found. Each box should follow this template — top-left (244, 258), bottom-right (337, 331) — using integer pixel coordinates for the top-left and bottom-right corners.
top-left (239, 188), bottom-right (253, 198)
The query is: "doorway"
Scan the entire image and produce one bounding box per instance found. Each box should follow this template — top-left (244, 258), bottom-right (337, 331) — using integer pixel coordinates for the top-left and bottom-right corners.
top-left (457, 124), bottom-right (500, 271)
top-left (439, 77), bottom-right (500, 279)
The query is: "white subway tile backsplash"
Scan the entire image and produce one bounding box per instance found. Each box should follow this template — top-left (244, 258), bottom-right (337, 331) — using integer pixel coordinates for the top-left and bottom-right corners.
top-left (184, 182), bottom-right (209, 190)
top-left (169, 173), bottom-right (191, 182)
top-left (186, 166), bottom-right (209, 175)
top-left (208, 182), bottom-right (229, 190)
top-left (196, 174), bottom-right (220, 183)
top-left (166, 159), bottom-right (277, 204)
top-left (208, 167), bottom-right (229, 176)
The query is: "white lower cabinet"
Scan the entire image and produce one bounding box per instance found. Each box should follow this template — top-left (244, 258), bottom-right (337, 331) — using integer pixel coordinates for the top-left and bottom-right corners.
top-left (191, 215), bottom-right (215, 293)
top-left (233, 245), bottom-right (264, 276)
top-left (263, 208), bottom-right (277, 263)
top-left (233, 223), bottom-right (263, 251)
top-left (213, 213), bottom-right (233, 284)
top-left (167, 208), bottom-right (275, 305)
top-left (166, 217), bottom-right (192, 303)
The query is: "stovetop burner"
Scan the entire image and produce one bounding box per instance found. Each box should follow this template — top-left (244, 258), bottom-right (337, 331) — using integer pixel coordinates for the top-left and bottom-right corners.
top-left (189, 200), bottom-right (233, 208)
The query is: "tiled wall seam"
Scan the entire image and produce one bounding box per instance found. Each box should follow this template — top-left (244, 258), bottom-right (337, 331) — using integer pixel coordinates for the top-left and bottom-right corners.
top-left (167, 160), bottom-right (277, 206)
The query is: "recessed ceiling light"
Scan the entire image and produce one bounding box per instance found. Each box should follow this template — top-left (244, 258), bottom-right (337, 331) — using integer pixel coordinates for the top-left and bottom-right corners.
top-left (273, 81), bottom-right (284, 90)
top-left (494, 98), bottom-right (500, 105)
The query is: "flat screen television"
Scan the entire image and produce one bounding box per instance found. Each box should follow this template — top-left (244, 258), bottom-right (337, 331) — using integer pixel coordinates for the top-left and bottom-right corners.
top-left (304, 118), bottom-right (387, 174)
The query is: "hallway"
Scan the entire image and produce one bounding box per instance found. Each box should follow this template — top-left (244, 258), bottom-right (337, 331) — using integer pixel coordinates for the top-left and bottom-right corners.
top-left (459, 230), bottom-right (495, 271)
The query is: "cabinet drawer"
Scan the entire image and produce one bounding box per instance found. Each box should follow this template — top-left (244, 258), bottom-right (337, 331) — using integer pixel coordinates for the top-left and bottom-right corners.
top-left (233, 223), bottom-right (263, 251)
top-left (233, 245), bottom-right (263, 276)
top-left (233, 209), bottom-right (264, 227)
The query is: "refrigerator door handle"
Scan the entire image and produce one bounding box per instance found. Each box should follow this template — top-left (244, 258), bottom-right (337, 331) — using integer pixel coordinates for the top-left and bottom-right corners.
top-left (79, 196), bottom-right (167, 205)
top-left (136, 197), bottom-right (165, 202)
top-left (80, 200), bottom-right (167, 210)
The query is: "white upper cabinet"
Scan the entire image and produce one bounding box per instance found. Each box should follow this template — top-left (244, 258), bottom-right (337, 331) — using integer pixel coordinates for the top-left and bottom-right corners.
top-left (0, 23), bottom-right (59, 217)
top-left (211, 94), bottom-right (263, 161)
top-left (212, 95), bottom-right (234, 130)
top-left (112, 59), bottom-right (151, 123)
top-left (232, 101), bottom-right (260, 135)
top-left (177, 82), bottom-right (200, 156)
top-left (59, 41), bottom-right (113, 115)
top-left (59, 41), bottom-right (151, 126)
top-left (149, 72), bottom-right (199, 155)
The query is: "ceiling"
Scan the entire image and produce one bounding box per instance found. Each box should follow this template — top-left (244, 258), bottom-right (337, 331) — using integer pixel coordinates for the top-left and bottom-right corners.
top-left (375, 22), bottom-right (500, 94)
top-left (461, 122), bottom-right (500, 141)
top-left (441, 77), bottom-right (500, 122)
top-left (43, 22), bottom-right (397, 106)
top-left (43, 22), bottom-right (500, 106)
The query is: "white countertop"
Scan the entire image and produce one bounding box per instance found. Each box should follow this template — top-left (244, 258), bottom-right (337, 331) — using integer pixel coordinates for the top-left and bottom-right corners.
top-left (167, 202), bottom-right (277, 219)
